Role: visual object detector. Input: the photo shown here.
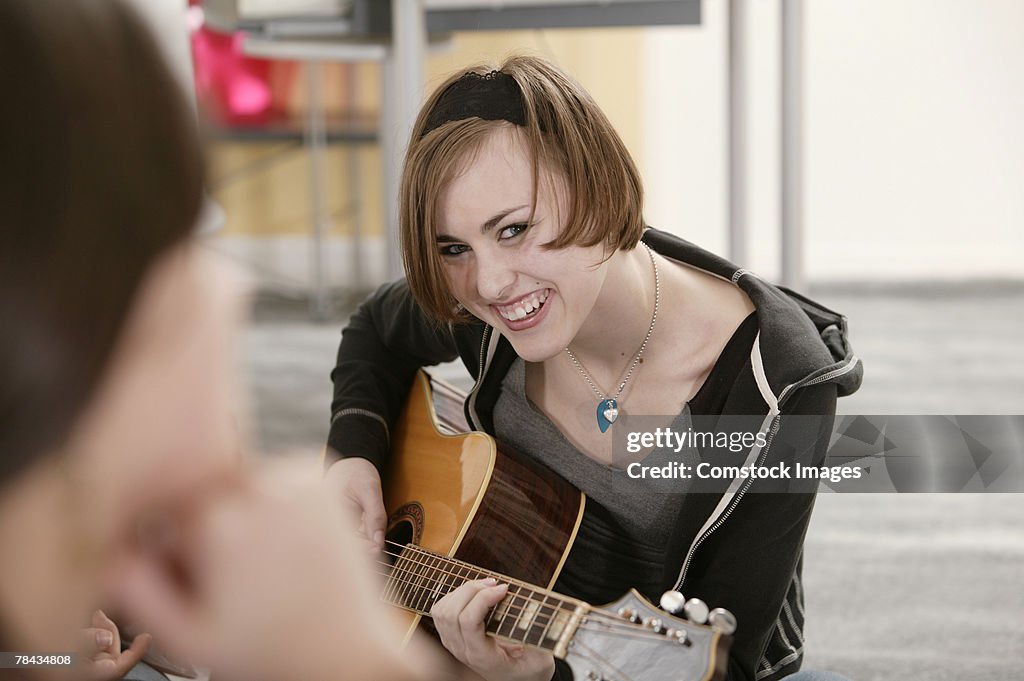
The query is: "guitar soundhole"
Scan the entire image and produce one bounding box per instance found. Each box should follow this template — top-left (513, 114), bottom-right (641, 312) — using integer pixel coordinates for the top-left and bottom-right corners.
top-left (385, 502), bottom-right (424, 565)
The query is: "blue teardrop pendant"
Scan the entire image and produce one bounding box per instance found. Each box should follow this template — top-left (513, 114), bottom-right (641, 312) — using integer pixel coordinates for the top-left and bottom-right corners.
top-left (596, 398), bottom-right (619, 433)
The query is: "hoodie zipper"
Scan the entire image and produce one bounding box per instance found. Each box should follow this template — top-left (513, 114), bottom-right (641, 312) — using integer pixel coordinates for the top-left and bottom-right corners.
top-left (673, 413), bottom-right (782, 591)
top-left (465, 326), bottom-right (493, 431)
top-left (676, 358), bottom-right (856, 588)
top-left (777, 355), bottom-right (860, 404)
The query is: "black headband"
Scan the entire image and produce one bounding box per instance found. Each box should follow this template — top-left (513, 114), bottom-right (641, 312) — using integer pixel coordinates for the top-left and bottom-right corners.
top-left (421, 71), bottom-right (526, 138)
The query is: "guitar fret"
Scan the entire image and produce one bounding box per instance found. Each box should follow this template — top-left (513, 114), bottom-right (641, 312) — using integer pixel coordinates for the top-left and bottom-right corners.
top-left (484, 596), bottom-right (501, 632)
top-left (462, 564), bottom-right (479, 585)
top-left (491, 584), bottom-right (512, 638)
top-left (526, 591), bottom-right (571, 651)
top-left (390, 553), bottom-right (406, 608)
top-left (545, 603), bottom-right (573, 649)
top-left (386, 552), bottom-right (413, 607)
top-left (442, 559), bottom-right (460, 606)
top-left (402, 554), bottom-right (420, 612)
top-left (516, 588), bottom-right (540, 643)
top-left (454, 565), bottom-right (468, 599)
top-left (439, 556), bottom-right (458, 609)
top-left (437, 557), bottom-right (459, 605)
top-left (412, 554), bottom-right (433, 614)
top-left (414, 551), bottom-right (447, 614)
top-left (383, 554), bottom-right (401, 606)
top-left (430, 556), bottom-right (447, 605)
top-left (400, 553), bottom-right (420, 611)
top-left (496, 584), bottom-right (525, 639)
top-left (525, 591), bottom-right (553, 647)
top-left (427, 554), bottom-right (445, 613)
top-left (485, 582), bottom-right (510, 635)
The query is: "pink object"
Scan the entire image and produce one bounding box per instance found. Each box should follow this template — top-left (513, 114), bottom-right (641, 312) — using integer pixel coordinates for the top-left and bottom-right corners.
top-left (190, 4), bottom-right (292, 127)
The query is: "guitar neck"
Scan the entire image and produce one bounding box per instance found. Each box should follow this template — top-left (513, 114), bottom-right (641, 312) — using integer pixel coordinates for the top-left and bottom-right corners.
top-left (383, 544), bottom-right (588, 657)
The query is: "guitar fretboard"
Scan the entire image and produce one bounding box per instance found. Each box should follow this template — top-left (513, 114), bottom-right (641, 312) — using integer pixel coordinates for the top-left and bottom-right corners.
top-left (383, 544), bottom-right (583, 652)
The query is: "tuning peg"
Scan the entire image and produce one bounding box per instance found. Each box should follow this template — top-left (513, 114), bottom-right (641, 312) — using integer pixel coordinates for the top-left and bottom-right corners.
top-left (683, 598), bottom-right (709, 624)
top-left (708, 607), bottom-right (737, 635)
top-left (659, 590), bottom-right (686, 615)
top-left (644, 617), bottom-right (666, 634)
top-left (616, 606), bottom-right (641, 623)
top-left (666, 628), bottom-right (691, 646)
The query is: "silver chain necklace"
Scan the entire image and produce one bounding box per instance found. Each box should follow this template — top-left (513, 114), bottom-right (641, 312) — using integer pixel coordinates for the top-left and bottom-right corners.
top-left (564, 244), bottom-right (659, 433)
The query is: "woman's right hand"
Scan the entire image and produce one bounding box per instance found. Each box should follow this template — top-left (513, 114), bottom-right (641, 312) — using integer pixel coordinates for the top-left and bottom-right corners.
top-left (324, 456), bottom-right (387, 550)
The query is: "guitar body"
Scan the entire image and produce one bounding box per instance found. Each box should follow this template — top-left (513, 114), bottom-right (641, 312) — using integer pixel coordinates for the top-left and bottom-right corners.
top-left (382, 372), bottom-right (731, 681)
top-left (384, 371), bottom-right (585, 640)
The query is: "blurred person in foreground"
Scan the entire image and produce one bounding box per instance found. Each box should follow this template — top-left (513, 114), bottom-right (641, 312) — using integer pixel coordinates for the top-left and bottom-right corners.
top-left (0, 1), bottom-right (436, 679)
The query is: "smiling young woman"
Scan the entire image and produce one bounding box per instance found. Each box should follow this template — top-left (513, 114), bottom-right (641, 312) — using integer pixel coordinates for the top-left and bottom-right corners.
top-left (326, 56), bottom-right (863, 681)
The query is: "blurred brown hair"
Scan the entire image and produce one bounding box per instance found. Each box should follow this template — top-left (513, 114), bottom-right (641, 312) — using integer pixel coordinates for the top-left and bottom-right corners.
top-left (0, 0), bottom-right (205, 485)
top-left (400, 55), bottom-right (644, 323)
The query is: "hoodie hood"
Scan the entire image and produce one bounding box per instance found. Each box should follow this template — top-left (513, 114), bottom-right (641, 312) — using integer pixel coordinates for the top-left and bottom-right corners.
top-left (641, 228), bottom-right (862, 411)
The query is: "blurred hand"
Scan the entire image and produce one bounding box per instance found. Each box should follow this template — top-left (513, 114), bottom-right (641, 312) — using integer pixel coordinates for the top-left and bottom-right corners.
top-left (431, 579), bottom-right (555, 681)
top-left (77, 609), bottom-right (150, 681)
top-left (324, 457), bottom-right (387, 550)
top-left (107, 458), bottom-right (435, 681)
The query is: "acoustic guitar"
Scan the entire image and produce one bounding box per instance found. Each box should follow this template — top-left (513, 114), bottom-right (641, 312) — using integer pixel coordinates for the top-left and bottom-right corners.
top-left (381, 371), bottom-right (733, 681)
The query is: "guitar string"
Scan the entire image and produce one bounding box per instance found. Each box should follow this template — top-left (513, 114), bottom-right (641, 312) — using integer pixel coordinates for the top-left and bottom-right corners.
top-left (377, 567), bottom-right (559, 648)
top-left (376, 557), bottom-right (560, 620)
top-left (381, 540), bottom-right (565, 610)
top-left (377, 568), bottom-right (688, 647)
top-left (376, 569), bottom-right (688, 659)
top-left (376, 556), bottom-right (563, 627)
top-left (568, 638), bottom-right (637, 681)
top-left (384, 395), bottom-right (683, 675)
top-left (375, 558), bottom-right (682, 642)
top-left (382, 540), bottom-right (648, 627)
top-left (379, 541), bottom-right (675, 631)
top-left (377, 564), bottom-right (672, 635)
top-left (382, 539), bottom-right (578, 615)
top-left (380, 543), bottom-right (624, 627)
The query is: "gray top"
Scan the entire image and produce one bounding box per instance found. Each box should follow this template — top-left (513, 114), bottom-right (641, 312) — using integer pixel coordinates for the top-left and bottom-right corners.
top-left (491, 312), bottom-right (759, 603)
top-left (493, 357), bottom-right (692, 603)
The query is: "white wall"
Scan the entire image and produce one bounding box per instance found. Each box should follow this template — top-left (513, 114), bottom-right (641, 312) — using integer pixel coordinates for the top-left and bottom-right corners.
top-left (643, 0), bottom-right (1024, 282)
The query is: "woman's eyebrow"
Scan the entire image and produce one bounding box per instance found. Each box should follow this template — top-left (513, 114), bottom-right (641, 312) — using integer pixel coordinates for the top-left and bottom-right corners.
top-left (480, 205), bottom-right (529, 233)
top-left (435, 204), bottom-right (530, 242)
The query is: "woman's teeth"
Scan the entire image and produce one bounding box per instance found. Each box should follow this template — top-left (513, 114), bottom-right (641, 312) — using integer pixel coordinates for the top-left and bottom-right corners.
top-left (497, 290), bottom-right (549, 322)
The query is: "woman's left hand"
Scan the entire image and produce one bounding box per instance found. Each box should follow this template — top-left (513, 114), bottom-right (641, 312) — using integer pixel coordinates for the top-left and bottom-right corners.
top-left (430, 579), bottom-right (555, 681)
top-left (77, 609), bottom-right (151, 681)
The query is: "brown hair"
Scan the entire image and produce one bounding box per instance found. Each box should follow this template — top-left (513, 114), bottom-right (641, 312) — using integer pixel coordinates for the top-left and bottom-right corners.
top-left (400, 55), bottom-right (644, 323)
top-left (0, 0), bottom-right (204, 486)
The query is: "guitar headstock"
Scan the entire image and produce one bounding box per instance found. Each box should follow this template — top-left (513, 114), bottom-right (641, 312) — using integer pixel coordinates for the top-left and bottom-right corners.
top-left (565, 590), bottom-right (733, 681)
